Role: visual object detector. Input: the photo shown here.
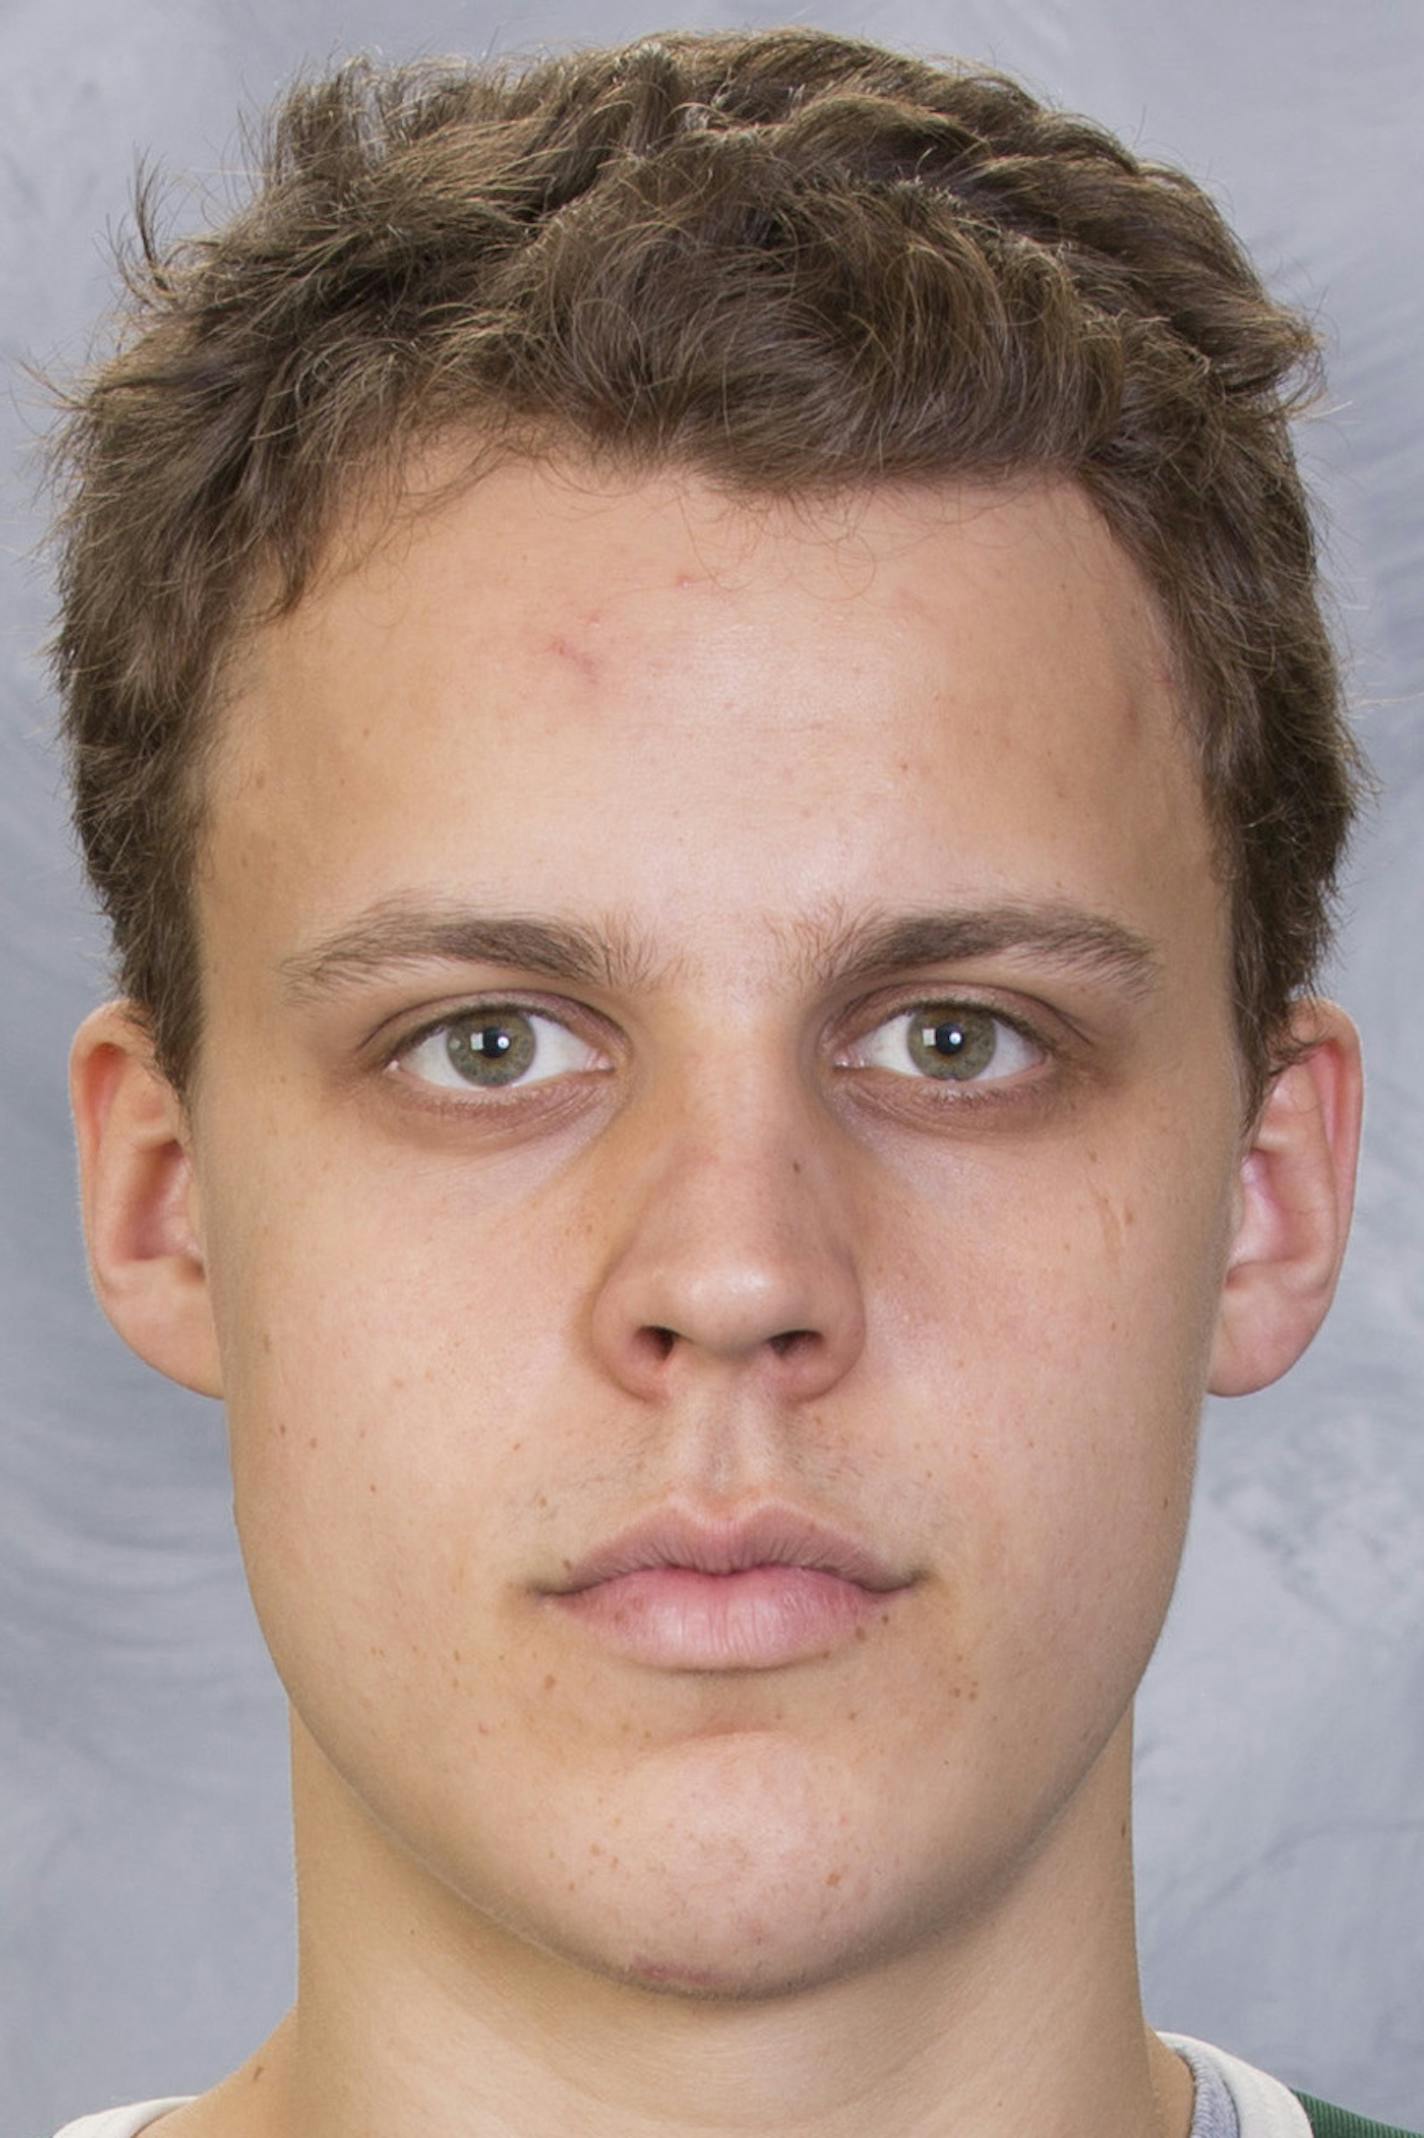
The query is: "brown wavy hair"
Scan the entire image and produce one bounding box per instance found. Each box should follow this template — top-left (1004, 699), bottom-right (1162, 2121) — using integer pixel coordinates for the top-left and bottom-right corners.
top-left (45, 27), bottom-right (1366, 1123)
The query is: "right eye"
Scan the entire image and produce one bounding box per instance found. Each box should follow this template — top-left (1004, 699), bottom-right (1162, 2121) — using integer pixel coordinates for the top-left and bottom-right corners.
top-left (394, 1005), bottom-right (606, 1094)
top-left (848, 1001), bottom-right (1047, 1086)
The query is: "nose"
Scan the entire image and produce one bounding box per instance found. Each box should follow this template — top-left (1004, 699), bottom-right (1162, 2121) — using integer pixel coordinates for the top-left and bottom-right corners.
top-left (584, 1070), bottom-right (868, 1407)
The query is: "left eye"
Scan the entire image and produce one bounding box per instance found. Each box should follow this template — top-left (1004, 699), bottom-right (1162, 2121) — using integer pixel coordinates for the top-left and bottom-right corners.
top-left (850, 1003), bottom-right (1044, 1084)
top-left (396, 1007), bottom-right (603, 1092)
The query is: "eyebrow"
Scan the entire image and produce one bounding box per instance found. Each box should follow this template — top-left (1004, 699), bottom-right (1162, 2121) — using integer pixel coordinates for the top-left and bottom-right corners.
top-left (279, 894), bottom-right (1162, 1007)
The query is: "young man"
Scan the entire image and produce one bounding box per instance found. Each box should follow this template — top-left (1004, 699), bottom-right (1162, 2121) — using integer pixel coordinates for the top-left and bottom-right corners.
top-left (44, 27), bottom-right (1415, 2138)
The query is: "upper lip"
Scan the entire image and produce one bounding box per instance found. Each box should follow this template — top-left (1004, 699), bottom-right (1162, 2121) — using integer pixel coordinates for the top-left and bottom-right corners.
top-left (547, 1502), bottom-right (911, 1595)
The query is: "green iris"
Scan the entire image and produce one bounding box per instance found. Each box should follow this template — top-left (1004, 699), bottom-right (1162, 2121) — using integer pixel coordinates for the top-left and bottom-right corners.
top-left (907, 1006), bottom-right (999, 1081)
top-left (444, 1011), bottom-right (537, 1086)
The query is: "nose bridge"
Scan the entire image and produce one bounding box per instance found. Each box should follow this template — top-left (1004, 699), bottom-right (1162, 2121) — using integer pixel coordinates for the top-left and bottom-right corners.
top-left (584, 1041), bottom-right (868, 1400)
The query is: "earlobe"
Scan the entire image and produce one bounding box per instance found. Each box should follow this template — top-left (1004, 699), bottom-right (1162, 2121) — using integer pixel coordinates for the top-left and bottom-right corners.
top-left (1208, 999), bottom-right (1364, 1398)
top-left (69, 1001), bottom-right (223, 1398)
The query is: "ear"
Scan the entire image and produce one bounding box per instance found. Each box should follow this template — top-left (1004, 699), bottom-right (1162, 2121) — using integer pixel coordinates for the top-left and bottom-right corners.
top-left (69, 1000), bottom-right (222, 1398)
top-left (1209, 998), bottom-right (1363, 1397)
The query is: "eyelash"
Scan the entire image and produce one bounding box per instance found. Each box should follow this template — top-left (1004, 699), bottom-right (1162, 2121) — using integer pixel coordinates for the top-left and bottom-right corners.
top-left (383, 993), bottom-right (1057, 1112)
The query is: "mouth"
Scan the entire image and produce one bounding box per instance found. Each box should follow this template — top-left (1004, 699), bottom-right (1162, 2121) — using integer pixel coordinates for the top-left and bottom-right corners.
top-left (547, 1563), bottom-right (910, 1670)
top-left (548, 1499), bottom-right (908, 1595)
top-left (541, 1501), bottom-right (915, 1670)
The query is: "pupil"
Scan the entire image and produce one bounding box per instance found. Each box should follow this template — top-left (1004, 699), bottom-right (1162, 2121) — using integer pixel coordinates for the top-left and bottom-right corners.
top-left (478, 1027), bottom-right (512, 1056)
top-left (934, 1023), bottom-right (965, 1054)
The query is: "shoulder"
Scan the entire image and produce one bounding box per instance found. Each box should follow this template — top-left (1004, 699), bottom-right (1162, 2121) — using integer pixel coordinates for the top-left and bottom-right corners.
top-left (1293, 2095), bottom-right (1423, 2138)
top-left (1158, 2032), bottom-right (1420, 2138)
top-left (50, 2100), bottom-right (196, 2138)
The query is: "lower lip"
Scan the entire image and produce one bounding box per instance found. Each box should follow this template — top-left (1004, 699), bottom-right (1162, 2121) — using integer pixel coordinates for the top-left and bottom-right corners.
top-left (546, 1566), bottom-right (907, 1670)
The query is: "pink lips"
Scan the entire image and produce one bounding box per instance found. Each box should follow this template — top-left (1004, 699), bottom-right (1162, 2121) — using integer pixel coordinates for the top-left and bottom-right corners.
top-left (550, 1563), bottom-right (905, 1669)
top-left (542, 1504), bottom-right (914, 1670)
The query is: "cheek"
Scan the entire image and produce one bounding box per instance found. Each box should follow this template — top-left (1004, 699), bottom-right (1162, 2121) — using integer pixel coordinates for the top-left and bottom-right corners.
top-left (206, 1154), bottom-right (569, 1657)
top-left (961, 1154), bottom-right (1224, 1650)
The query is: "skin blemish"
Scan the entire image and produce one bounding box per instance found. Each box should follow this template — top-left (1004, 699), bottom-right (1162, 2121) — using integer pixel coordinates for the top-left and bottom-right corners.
top-left (825, 1869), bottom-right (844, 1887)
top-left (547, 632), bottom-right (601, 685)
top-left (307, 1436), bottom-right (318, 1450)
top-left (544, 1674), bottom-right (557, 1692)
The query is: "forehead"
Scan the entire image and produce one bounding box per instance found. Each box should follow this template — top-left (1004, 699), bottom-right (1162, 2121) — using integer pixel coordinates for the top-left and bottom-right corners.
top-left (203, 456), bottom-right (1220, 1002)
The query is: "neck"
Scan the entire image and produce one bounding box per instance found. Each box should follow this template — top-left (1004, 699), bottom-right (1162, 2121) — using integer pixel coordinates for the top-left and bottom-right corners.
top-left (174, 1707), bottom-right (1193, 2138)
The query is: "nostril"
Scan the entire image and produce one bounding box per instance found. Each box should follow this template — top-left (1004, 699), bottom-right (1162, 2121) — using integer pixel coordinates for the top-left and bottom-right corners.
top-left (770, 1328), bottom-right (815, 1357)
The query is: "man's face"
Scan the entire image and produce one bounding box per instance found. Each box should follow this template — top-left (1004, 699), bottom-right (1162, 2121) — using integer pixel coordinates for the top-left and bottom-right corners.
top-left (187, 460), bottom-right (1241, 1997)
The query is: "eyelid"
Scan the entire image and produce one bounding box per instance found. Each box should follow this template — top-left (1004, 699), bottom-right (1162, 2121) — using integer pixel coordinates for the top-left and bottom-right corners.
top-left (384, 995), bottom-right (614, 1091)
top-left (838, 992), bottom-right (1054, 1076)
top-left (838, 992), bottom-right (1047, 1086)
top-left (383, 992), bottom-right (606, 1059)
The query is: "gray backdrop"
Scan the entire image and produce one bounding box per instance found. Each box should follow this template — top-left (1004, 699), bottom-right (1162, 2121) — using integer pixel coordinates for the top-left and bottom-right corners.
top-left (2, 2), bottom-right (1420, 2132)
